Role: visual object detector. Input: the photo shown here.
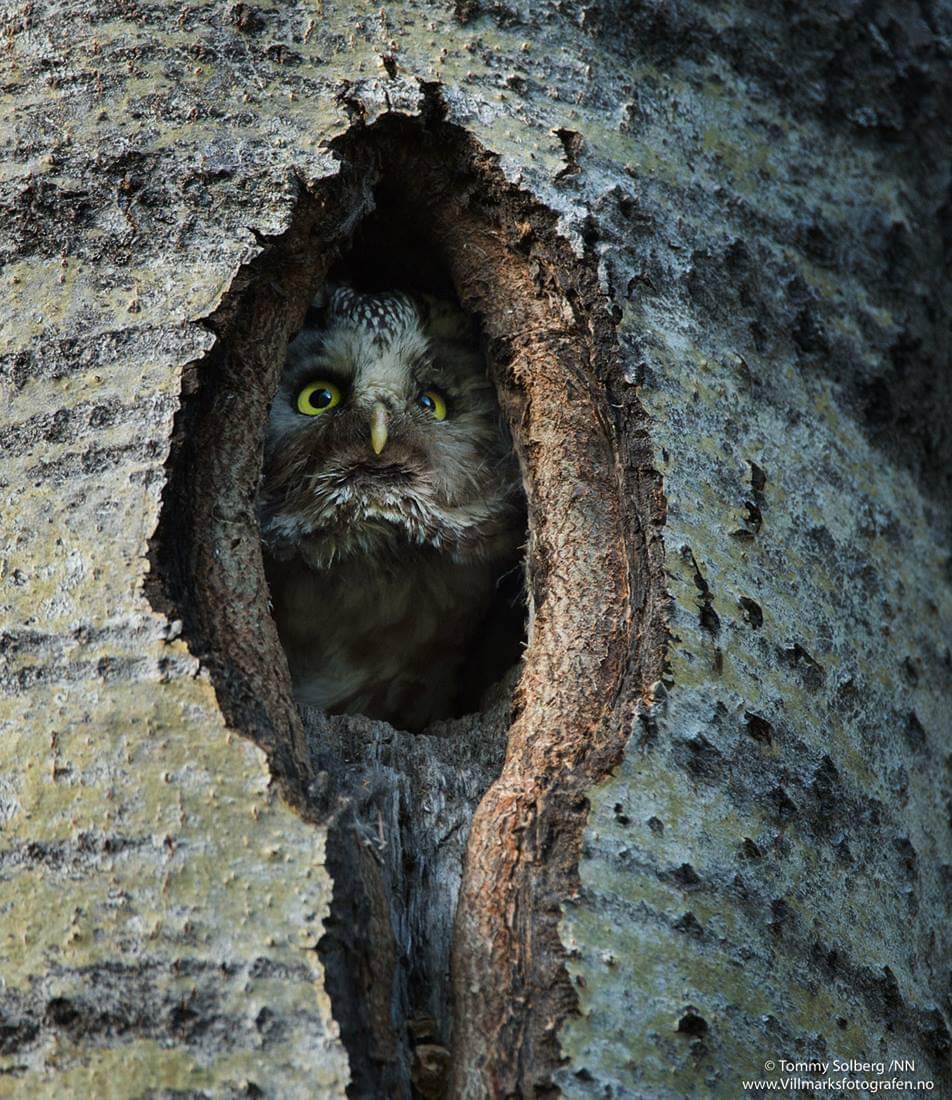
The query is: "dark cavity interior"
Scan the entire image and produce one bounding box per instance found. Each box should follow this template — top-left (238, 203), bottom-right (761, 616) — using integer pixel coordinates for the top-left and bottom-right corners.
top-left (265, 177), bottom-right (527, 731)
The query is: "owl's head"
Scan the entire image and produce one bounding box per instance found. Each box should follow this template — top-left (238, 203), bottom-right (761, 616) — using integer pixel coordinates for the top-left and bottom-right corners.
top-left (259, 286), bottom-right (521, 568)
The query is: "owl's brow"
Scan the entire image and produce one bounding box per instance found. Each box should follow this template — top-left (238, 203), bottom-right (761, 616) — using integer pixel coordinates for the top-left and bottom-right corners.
top-left (284, 359), bottom-right (352, 389)
top-left (410, 351), bottom-right (438, 375)
top-left (413, 344), bottom-right (466, 384)
top-left (414, 373), bottom-right (455, 402)
top-left (284, 331), bottom-right (356, 380)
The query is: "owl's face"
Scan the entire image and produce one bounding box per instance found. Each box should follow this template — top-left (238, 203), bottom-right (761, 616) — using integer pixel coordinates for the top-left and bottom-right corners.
top-left (260, 286), bottom-right (520, 568)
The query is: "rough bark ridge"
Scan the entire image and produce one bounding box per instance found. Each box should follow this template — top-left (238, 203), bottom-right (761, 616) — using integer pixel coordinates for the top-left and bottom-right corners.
top-left (2, 1), bottom-right (950, 1098)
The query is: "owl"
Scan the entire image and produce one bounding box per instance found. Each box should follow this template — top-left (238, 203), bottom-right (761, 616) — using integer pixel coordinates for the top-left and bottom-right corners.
top-left (258, 285), bottom-right (524, 731)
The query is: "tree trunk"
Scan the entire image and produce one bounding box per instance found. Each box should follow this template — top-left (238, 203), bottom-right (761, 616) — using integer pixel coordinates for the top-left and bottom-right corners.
top-left (1, 2), bottom-right (949, 1098)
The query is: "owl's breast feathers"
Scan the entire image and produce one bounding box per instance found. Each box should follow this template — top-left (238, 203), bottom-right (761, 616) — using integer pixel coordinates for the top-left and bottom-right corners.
top-left (265, 547), bottom-right (506, 729)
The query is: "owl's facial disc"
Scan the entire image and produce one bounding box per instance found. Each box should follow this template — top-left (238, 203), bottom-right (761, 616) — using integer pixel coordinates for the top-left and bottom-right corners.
top-left (260, 287), bottom-right (521, 567)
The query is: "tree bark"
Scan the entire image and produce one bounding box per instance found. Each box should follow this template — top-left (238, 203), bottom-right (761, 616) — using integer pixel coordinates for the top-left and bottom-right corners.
top-left (1, 2), bottom-right (949, 1098)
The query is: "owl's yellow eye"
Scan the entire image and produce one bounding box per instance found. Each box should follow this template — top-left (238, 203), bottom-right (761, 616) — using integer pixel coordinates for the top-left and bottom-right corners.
top-left (297, 380), bottom-right (342, 416)
top-left (416, 388), bottom-right (447, 421)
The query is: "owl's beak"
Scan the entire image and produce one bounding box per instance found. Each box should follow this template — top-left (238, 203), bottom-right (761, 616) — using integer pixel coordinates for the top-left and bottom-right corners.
top-left (370, 402), bottom-right (389, 455)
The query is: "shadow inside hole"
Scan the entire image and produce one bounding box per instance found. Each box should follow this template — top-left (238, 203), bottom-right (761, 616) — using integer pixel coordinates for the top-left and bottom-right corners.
top-left (260, 189), bottom-right (528, 734)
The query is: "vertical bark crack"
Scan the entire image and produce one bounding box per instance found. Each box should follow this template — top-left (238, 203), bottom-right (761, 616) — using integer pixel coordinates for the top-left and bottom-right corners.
top-left (147, 106), bottom-right (667, 1098)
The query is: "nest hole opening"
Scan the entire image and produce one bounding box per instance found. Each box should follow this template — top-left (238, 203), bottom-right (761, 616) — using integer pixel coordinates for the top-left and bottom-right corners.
top-left (148, 116), bottom-right (538, 759)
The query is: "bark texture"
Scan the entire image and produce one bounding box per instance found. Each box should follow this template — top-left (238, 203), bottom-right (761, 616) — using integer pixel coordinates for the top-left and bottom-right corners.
top-left (1, 1), bottom-right (950, 1098)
